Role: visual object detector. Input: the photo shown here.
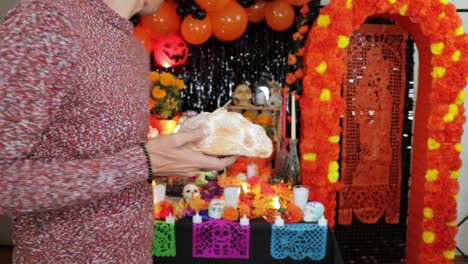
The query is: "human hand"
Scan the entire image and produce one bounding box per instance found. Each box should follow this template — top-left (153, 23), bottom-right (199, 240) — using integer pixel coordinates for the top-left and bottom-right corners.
top-left (145, 127), bottom-right (238, 177)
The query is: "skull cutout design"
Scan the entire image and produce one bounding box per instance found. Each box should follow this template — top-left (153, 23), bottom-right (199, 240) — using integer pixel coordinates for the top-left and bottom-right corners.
top-left (232, 84), bottom-right (252, 106)
top-left (212, 224), bottom-right (232, 255)
top-left (182, 183), bottom-right (201, 202)
top-left (153, 35), bottom-right (188, 68)
top-left (303, 201), bottom-right (325, 222)
top-left (208, 199), bottom-right (225, 219)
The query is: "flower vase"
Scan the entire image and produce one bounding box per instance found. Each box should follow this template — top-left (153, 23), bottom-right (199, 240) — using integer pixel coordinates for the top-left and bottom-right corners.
top-left (150, 115), bottom-right (179, 135)
top-left (286, 139), bottom-right (300, 186)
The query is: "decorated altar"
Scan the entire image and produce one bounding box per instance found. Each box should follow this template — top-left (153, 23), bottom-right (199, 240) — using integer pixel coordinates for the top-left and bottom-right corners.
top-left (134, 0), bottom-right (468, 263)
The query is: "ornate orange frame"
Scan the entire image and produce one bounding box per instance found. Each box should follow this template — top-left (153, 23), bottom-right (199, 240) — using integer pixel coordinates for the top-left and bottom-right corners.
top-left (301, 0), bottom-right (467, 263)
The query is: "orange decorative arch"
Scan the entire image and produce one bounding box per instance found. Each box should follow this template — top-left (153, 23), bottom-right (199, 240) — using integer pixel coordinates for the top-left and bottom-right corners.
top-left (300, 0), bottom-right (467, 263)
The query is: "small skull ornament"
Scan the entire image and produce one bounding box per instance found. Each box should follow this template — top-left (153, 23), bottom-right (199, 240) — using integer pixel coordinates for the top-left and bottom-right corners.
top-left (232, 84), bottom-right (252, 106)
top-left (182, 183), bottom-right (201, 202)
top-left (208, 198), bottom-right (225, 219)
top-left (303, 201), bottom-right (325, 222)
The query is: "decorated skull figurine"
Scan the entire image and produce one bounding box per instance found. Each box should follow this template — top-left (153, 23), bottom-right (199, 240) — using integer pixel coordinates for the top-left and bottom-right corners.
top-left (303, 201), bottom-right (325, 222)
top-left (182, 183), bottom-right (201, 202)
top-left (208, 198), bottom-right (225, 219)
top-left (232, 84), bottom-right (252, 106)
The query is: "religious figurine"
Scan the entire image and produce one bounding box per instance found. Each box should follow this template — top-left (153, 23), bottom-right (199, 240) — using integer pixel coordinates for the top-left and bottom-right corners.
top-left (267, 80), bottom-right (282, 107)
top-left (208, 198), bottom-right (225, 219)
top-left (232, 84), bottom-right (253, 106)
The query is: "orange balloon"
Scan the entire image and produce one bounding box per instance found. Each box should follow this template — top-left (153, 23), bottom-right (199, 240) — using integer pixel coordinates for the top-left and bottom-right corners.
top-left (133, 25), bottom-right (153, 52)
top-left (195, 0), bottom-right (230, 12)
top-left (140, 1), bottom-right (180, 40)
top-left (245, 1), bottom-right (266, 23)
top-left (287, 0), bottom-right (309, 6)
top-left (210, 1), bottom-right (248, 42)
top-left (264, 1), bottom-right (295, 31)
top-left (181, 15), bottom-right (212, 45)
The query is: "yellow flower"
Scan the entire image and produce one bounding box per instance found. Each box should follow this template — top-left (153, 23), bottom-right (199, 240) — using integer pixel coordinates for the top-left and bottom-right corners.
top-left (150, 71), bottom-right (160, 82)
top-left (317, 15), bottom-right (331, 27)
top-left (159, 72), bottom-right (175, 86)
top-left (175, 79), bottom-right (185, 90)
top-left (425, 169), bottom-right (439, 182)
top-left (422, 231), bottom-right (435, 244)
top-left (151, 86), bottom-right (167, 99)
top-left (303, 153), bottom-right (317, 161)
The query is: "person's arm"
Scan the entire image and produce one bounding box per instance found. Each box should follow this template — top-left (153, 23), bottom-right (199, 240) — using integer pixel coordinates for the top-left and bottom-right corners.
top-left (0, 3), bottom-right (148, 215)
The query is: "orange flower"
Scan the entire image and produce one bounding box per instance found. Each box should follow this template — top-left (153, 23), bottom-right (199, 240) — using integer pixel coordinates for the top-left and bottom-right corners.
top-left (296, 47), bottom-right (305, 57)
top-left (149, 99), bottom-right (155, 109)
top-left (188, 195), bottom-right (207, 212)
top-left (223, 206), bottom-right (239, 222)
top-left (292, 32), bottom-right (303, 41)
top-left (175, 79), bottom-right (185, 90)
top-left (288, 53), bottom-right (297, 65)
top-left (300, 5), bottom-right (310, 15)
top-left (149, 71), bottom-right (160, 82)
top-left (294, 68), bottom-right (304, 79)
top-left (298, 25), bottom-right (309, 34)
top-left (151, 86), bottom-right (167, 99)
top-left (283, 203), bottom-right (303, 223)
top-left (238, 203), bottom-right (251, 218)
top-left (159, 72), bottom-right (175, 86)
top-left (286, 73), bottom-right (297, 84)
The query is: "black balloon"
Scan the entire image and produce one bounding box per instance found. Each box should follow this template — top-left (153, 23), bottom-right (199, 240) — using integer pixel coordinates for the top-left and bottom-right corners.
top-left (189, 2), bottom-right (200, 13)
top-left (238, 0), bottom-right (254, 8)
top-left (176, 5), bottom-right (187, 17)
top-left (194, 9), bottom-right (207, 20)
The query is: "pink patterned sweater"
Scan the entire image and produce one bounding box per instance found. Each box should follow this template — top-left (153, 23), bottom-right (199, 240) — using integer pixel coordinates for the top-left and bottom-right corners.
top-left (0, 0), bottom-right (154, 262)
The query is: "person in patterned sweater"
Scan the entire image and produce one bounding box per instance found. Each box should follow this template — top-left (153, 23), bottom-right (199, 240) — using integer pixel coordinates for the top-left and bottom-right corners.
top-left (0, 0), bottom-right (237, 262)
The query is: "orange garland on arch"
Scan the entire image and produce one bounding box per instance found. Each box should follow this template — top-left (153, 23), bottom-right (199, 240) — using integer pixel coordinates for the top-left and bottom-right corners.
top-left (300, 0), bottom-right (468, 263)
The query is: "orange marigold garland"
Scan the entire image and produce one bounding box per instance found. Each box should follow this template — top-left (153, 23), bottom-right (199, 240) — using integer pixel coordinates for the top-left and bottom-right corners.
top-left (284, 3), bottom-right (317, 94)
top-left (302, 0), bottom-right (467, 263)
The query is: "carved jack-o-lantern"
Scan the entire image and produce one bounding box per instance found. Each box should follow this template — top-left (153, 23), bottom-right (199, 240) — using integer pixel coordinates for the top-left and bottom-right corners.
top-left (153, 35), bottom-right (188, 68)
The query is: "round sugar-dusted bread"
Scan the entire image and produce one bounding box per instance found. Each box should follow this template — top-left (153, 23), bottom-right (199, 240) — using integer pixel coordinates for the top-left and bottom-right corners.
top-left (179, 108), bottom-right (273, 158)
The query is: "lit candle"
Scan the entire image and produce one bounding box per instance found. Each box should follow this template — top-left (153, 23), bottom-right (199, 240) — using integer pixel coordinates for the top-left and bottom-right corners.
top-left (318, 216), bottom-right (328, 227)
top-left (165, 213), bottom-right (175, 224)
top-left (193, 212), bottom-right (202, 224)
top-left (224, 186), bottom-right (241, 209)
top-left (152, 182), bottom-right (166, 203)
top-left (293, 185), bottom-right (309, 211)
top-left (246, 163), bottom-right (258, 179)
top-left (240, 215), bottom-right (250, 226)
top-left (274, 215), bottom-right (284, 227)
top-left (291, 92), bottom-right (296, 140)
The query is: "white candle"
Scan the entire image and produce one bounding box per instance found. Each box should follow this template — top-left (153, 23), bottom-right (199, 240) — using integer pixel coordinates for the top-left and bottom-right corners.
top-left (240, 215), bottom-right (250, 226)
top-left (193, 212), bottom-right (202, 224)
top-left (318, 216), bottom-right (328, 227)
top-left (224, 186), bottom-right (241, 208)
top-left (246, 163), bottom-right (258, 179)
top-left (291, 93), bottom-right (296, 140)
top-left (153, 182), bottom-right (166, 203)
top-left (293, 185), bottom-right (309, 211)
top-left (165, 213), bottom-right (175, 224)
top-left (274, 215), bottom-right (284, 227)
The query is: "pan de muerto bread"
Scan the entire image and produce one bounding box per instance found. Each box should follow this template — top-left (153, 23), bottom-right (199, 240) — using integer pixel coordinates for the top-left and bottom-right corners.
top-left (179, 108), bottom-right (273, 158)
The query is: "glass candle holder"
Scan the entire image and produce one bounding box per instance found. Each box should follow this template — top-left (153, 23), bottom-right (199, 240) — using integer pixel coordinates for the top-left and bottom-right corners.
top-left (224, 186), bottom-right (241, 208)
top-left (293, 185), bottom-right (309, 211)
top-left (153, 182), bottom-right (166, 203)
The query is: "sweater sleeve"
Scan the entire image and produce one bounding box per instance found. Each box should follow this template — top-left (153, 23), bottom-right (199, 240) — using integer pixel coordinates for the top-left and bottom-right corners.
top-left (0, 3), bottom-right (149, 215)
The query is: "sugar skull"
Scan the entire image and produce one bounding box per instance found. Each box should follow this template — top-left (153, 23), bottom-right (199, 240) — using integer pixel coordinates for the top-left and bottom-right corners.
top-left (182, 183), bottom-right (200, 202)
top-left (232, 84), bottom-right (252, 106)
top-left (208, 198), bottom-right (225, 219)
top-left (153, 34), bottom-right (188, 68)
top-left (303, 201), bottom-right (325, 222)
